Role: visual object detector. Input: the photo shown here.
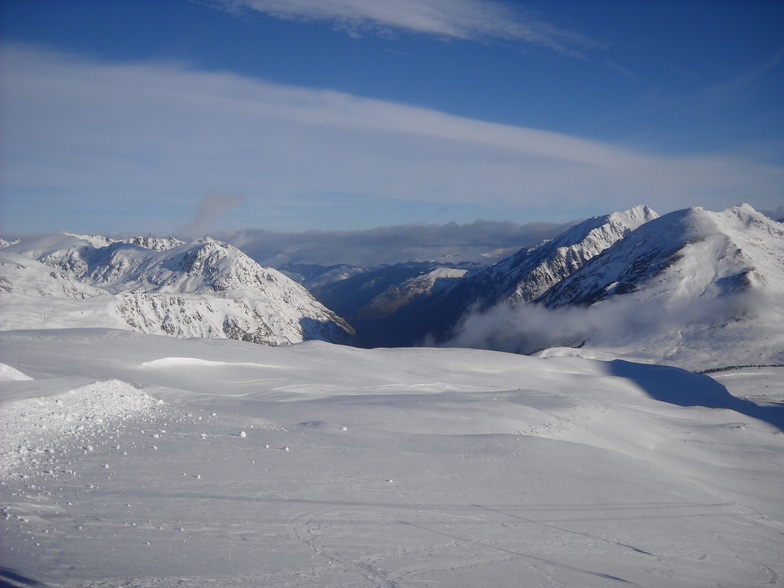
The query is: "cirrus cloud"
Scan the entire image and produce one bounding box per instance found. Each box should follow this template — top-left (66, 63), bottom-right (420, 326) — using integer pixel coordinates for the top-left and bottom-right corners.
top-left (1, 44), bottom-right (782, 234)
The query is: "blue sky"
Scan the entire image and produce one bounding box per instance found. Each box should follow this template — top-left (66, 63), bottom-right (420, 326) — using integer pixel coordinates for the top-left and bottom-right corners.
top-left (1, 0), bottom-right (783, 236)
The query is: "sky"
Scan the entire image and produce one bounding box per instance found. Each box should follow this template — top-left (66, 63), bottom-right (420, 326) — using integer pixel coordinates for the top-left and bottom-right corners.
top-left (1, 0), bottom-right (783, 236)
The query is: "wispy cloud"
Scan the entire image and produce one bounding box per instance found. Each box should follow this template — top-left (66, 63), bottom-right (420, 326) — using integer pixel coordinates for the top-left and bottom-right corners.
top-left (1, 44), bottom-right (782, 233)
top-left (210, 0), bottom-right (596, 56)
top-left (761, 205), bottom-right (784, 222)
top-left (181, 191), bottom-right (246, 238)
top-left (705, 46), bottom-right (784, 101)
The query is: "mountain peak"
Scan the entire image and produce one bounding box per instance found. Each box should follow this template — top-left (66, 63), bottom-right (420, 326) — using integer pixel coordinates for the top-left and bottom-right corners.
top-left (529, 203), bottom-right (784, 369)
top-left (607, 203), bottom-right (658, 223)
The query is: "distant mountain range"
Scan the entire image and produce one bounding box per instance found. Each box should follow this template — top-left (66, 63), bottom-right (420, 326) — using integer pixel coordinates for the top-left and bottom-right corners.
top-left (0, 234), bottom-right (354, 345)
top-left (2, 204), bottom-right (782, 371)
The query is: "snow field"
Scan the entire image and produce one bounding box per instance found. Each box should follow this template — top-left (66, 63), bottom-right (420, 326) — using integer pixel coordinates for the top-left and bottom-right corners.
top-left (1, 330), bottom-right (783, 587)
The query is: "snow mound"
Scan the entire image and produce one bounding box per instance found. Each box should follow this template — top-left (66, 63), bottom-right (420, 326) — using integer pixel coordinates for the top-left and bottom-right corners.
top-left (0, 379), bottom-right (162, 476)
top-left (0, 362), bottom-right (34, 381)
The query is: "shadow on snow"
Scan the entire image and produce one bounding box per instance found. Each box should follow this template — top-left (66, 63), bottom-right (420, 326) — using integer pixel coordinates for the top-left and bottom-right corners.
top-left (608, 360), bottom-right (784, 432)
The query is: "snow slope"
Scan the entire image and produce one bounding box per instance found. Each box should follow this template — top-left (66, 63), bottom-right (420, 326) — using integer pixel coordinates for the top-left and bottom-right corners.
top-left (1, 329), bottom-right (782, 587)
top-left (0, 234), bottom-right (354, 345)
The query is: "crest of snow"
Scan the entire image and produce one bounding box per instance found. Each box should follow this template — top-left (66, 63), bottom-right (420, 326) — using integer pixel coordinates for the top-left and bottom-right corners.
top-left (445, 204), bottom-right (658, 308)
top-left (0, 362), bottom-right (34, 381)
top-left (496, 204), bottom-right (659, 303)
top-left (140, 356), bottom-right (281, 369)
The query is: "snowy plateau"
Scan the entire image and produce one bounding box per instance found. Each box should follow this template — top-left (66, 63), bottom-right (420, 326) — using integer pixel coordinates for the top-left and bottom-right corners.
top-left (1, 203), bottom-right (783, 587)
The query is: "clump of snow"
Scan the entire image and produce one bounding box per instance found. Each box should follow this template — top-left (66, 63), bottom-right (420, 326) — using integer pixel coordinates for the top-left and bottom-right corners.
top-left (0, 379), bottom-right (162, 476)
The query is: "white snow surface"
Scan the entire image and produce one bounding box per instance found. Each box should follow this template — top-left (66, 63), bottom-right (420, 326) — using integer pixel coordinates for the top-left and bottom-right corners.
top-left (1, 328), bottom-right (782, 587)
top-left (0, 363), bottom-right (34, 382)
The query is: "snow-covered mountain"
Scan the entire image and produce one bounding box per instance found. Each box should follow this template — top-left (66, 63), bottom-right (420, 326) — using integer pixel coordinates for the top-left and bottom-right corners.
top-left (448, 204), bottom-right (784, 371)
top-left (0, 233), bottom-right (355, 345)
top-left (539, 203), bottom-right (782, 307)
top-left (2, 204), bottom-right (780, 369)
top-left (299, 261), bottom-right (475, 347)
top-left (353, 266), bottom-right (469, 321)
top-left (534, 204), bottom-right (784, 369)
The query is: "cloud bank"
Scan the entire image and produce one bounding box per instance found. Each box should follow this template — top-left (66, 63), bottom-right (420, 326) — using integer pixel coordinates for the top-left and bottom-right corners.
top-left (443, 292), bottom-right (759, 357)
top-left (2, 44), bottom-right (782, 234)
top-left (224, 219), bottom-right (573, 267)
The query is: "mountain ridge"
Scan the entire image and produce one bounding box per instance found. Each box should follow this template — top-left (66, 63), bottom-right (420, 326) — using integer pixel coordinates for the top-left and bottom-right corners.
top-left (2, 203), bottom-right (782, 371)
